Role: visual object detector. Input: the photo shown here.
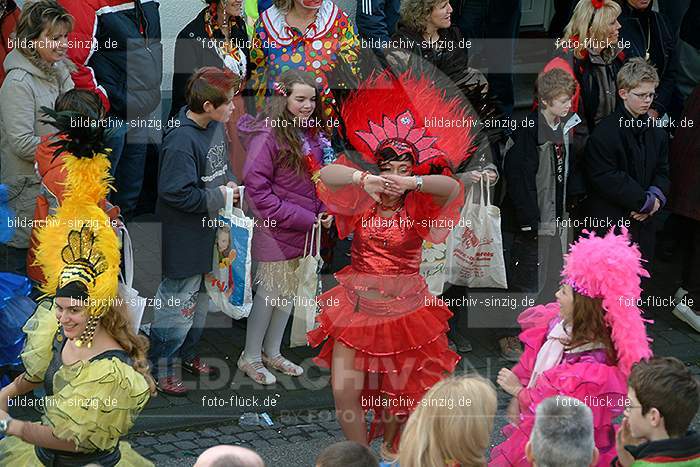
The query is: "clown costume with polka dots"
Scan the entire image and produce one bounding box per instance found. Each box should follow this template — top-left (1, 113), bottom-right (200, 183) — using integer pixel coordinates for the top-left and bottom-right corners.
top-left (249, 0), bottom-right (360, 117)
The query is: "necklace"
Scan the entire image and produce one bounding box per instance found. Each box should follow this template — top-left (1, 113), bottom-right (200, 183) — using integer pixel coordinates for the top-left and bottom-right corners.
top-left (378, 198), bottom-right (403, 211)
top-left (645, 17), bottom-right (651, 61)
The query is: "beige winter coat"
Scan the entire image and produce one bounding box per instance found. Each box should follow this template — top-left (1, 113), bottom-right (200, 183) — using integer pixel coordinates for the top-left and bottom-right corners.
top-left (0, 50), bottom-right (73, 248)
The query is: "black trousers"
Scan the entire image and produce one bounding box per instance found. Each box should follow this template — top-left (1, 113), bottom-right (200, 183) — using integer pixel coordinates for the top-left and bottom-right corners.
top-left (508, 232), bottom-right (564, 301)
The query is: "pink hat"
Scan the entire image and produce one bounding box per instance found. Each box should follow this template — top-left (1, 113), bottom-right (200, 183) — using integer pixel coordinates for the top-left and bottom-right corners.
top-left (561, 228), bottom-right (653, 375)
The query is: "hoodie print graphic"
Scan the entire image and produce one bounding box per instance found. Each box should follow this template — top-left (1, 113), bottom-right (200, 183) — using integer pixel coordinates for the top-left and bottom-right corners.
top-left (202, 141), bottom-right (227, 182)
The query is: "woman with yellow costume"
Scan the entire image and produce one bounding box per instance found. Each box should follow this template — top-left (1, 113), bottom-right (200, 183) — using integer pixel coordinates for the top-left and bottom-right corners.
top-left (0, 107), bottom-right (156, 466)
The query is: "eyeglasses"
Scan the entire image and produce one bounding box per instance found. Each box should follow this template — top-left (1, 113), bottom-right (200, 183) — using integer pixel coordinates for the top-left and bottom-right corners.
top-left (630, 92), bottom-right (656, 101)
top-left (623, 404), bottom-right (642, 412)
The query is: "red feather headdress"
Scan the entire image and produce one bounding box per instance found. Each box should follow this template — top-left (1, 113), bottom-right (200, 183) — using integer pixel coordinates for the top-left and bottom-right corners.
top-left (341, 71), bottom-right (478, 174)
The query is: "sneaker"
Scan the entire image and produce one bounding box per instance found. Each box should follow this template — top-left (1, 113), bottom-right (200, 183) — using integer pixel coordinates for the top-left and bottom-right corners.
top-left (182, 357), bottom-right (219, 377)
top-left (237, 353), bottom-right (276, 385)
top-left (262, 353), bottom-right (304, 376)
top-left (499, 336), bottom-right (523, 363)
top-left (674, 287), bottom-right (689, 303)
top-left (449, 333), bottom-right (473, 353)
top-left (672, 302), bottom-right (700, 333)
top-left (156, 376), bottom-right (188, 396)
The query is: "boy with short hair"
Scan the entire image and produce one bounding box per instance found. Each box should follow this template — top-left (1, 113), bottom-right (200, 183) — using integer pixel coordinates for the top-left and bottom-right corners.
top-left (504, 67), bottom-right (579, 297)
top-left (500, 67), bottom-right (579, 361)
top-left (149, 67), bottom-right (241, 396)
top-left (614, 357), bottom-right (700, 466)
top-left (584, 58), bottom-right (670, 262)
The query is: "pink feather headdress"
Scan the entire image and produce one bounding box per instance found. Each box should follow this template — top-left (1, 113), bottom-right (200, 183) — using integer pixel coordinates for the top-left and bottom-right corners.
top-left (561, 228), bottom-right (653, 375)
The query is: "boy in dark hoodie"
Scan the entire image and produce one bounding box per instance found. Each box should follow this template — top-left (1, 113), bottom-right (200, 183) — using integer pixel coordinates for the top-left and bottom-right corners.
top-left (149, 67), bottom-right (240, 396)
top-left (584, 58), bottom-right (670, 262)
top-left (614, 357), bottom-right (700, 467)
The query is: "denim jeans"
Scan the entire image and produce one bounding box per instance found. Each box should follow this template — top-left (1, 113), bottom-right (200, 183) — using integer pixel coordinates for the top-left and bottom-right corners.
top-left (485, 0), bottom-right (522, 119)
top-left (454, 0), bottom-right (488, 43)
top-left (105, 118), bottom-right (148, 220)
top-left (148, 274), bottom-right (209, 378)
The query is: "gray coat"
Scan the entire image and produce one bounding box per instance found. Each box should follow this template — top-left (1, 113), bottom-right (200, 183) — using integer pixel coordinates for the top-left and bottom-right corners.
top-left (532, 114), bottom-right (579, 236)
top-left (503, 111), bottom-right (580, 236)
top-left (0, 50), bottom-right (74, 248)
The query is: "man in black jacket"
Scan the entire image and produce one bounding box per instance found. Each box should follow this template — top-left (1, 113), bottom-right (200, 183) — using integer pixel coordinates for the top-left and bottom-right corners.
top-left (584, 58), bottom-right (670, 262)
top-left (60, 0), bottom-right (163, 221)
top-left (618, 0), bottom-right (676, 118)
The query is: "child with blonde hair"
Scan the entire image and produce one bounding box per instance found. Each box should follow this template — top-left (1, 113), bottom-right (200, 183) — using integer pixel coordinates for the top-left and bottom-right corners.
top-left (397, 376), bottom-right (497, 467)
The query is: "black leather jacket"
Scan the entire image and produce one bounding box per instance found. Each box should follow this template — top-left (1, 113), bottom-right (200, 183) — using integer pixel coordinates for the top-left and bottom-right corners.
top-left (618, 1), bottom-right (676, 113)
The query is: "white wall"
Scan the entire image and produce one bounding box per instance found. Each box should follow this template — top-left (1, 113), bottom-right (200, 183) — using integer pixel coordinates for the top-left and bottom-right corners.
top-left (159, 0), bottom-right (206, 91)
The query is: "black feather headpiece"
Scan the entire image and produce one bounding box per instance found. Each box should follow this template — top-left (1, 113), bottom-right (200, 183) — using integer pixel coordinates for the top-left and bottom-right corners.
top-left (40, 107), bottom-right (117, 160)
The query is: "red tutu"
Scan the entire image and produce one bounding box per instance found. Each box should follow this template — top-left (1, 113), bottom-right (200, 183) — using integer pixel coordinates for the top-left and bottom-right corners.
top-left (308, 266), bottom-right (460, 440)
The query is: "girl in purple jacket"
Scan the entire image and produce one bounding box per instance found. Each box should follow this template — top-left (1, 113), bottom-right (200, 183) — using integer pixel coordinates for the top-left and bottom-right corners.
top-left (237, 70), bottom-right (333, 385)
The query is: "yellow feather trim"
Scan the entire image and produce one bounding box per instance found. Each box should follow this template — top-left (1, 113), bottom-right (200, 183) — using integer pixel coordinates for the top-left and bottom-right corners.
top-left (33, 151), bottom-right (120, 316)
top-left (62, 152), bottom-right (114, 204)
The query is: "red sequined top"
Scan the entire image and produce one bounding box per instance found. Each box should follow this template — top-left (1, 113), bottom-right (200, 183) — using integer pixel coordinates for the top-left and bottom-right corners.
top-left (351, 206), bottom-right (423, 275)
top-left (317, 160), bottom-right (464, 315)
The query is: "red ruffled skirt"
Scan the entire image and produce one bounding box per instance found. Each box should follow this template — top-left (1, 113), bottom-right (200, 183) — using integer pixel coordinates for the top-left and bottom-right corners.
top-left (307, 266), bottom-right (460, 440)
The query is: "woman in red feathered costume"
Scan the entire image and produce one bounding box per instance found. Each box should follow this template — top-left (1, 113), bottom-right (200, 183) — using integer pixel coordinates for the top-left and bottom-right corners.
top-left (307, 71), bottom-right (480, 453)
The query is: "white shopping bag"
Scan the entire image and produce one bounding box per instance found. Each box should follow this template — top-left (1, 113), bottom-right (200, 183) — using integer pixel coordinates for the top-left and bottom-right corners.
top-left (447, 177), bottom-right (508, 288)
top-left (205, 186), bottom-right (253, 319)
top-left (290, 221), bottom-right (323, 348)
top-left (117, 225), bottom-right (147, 334)
top-left (420, 240), bottom-right (447, 295)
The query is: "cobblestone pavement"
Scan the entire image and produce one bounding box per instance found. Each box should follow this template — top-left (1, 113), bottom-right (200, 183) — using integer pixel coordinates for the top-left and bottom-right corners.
top-left (127, 380), bottom-right (700, 467)
top-left (126, 390), bottom-right (520, 466)
top-left (127, 409), bottom-right (347, 466)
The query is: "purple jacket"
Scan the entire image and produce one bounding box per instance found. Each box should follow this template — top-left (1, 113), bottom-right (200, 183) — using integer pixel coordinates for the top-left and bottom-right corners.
top-left (238, 114), bottom-right (324, 261)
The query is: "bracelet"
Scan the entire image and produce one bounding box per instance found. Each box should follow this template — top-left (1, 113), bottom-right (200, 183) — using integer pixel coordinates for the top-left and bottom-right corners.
top-left (351, 170), bottom-right (361, 185)
top-left (414, 175), bottom-right (424, 192)
top-left (0, 416), bottom-right (12, 436)
top-left (359, 171), bottom-right (369, 188)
